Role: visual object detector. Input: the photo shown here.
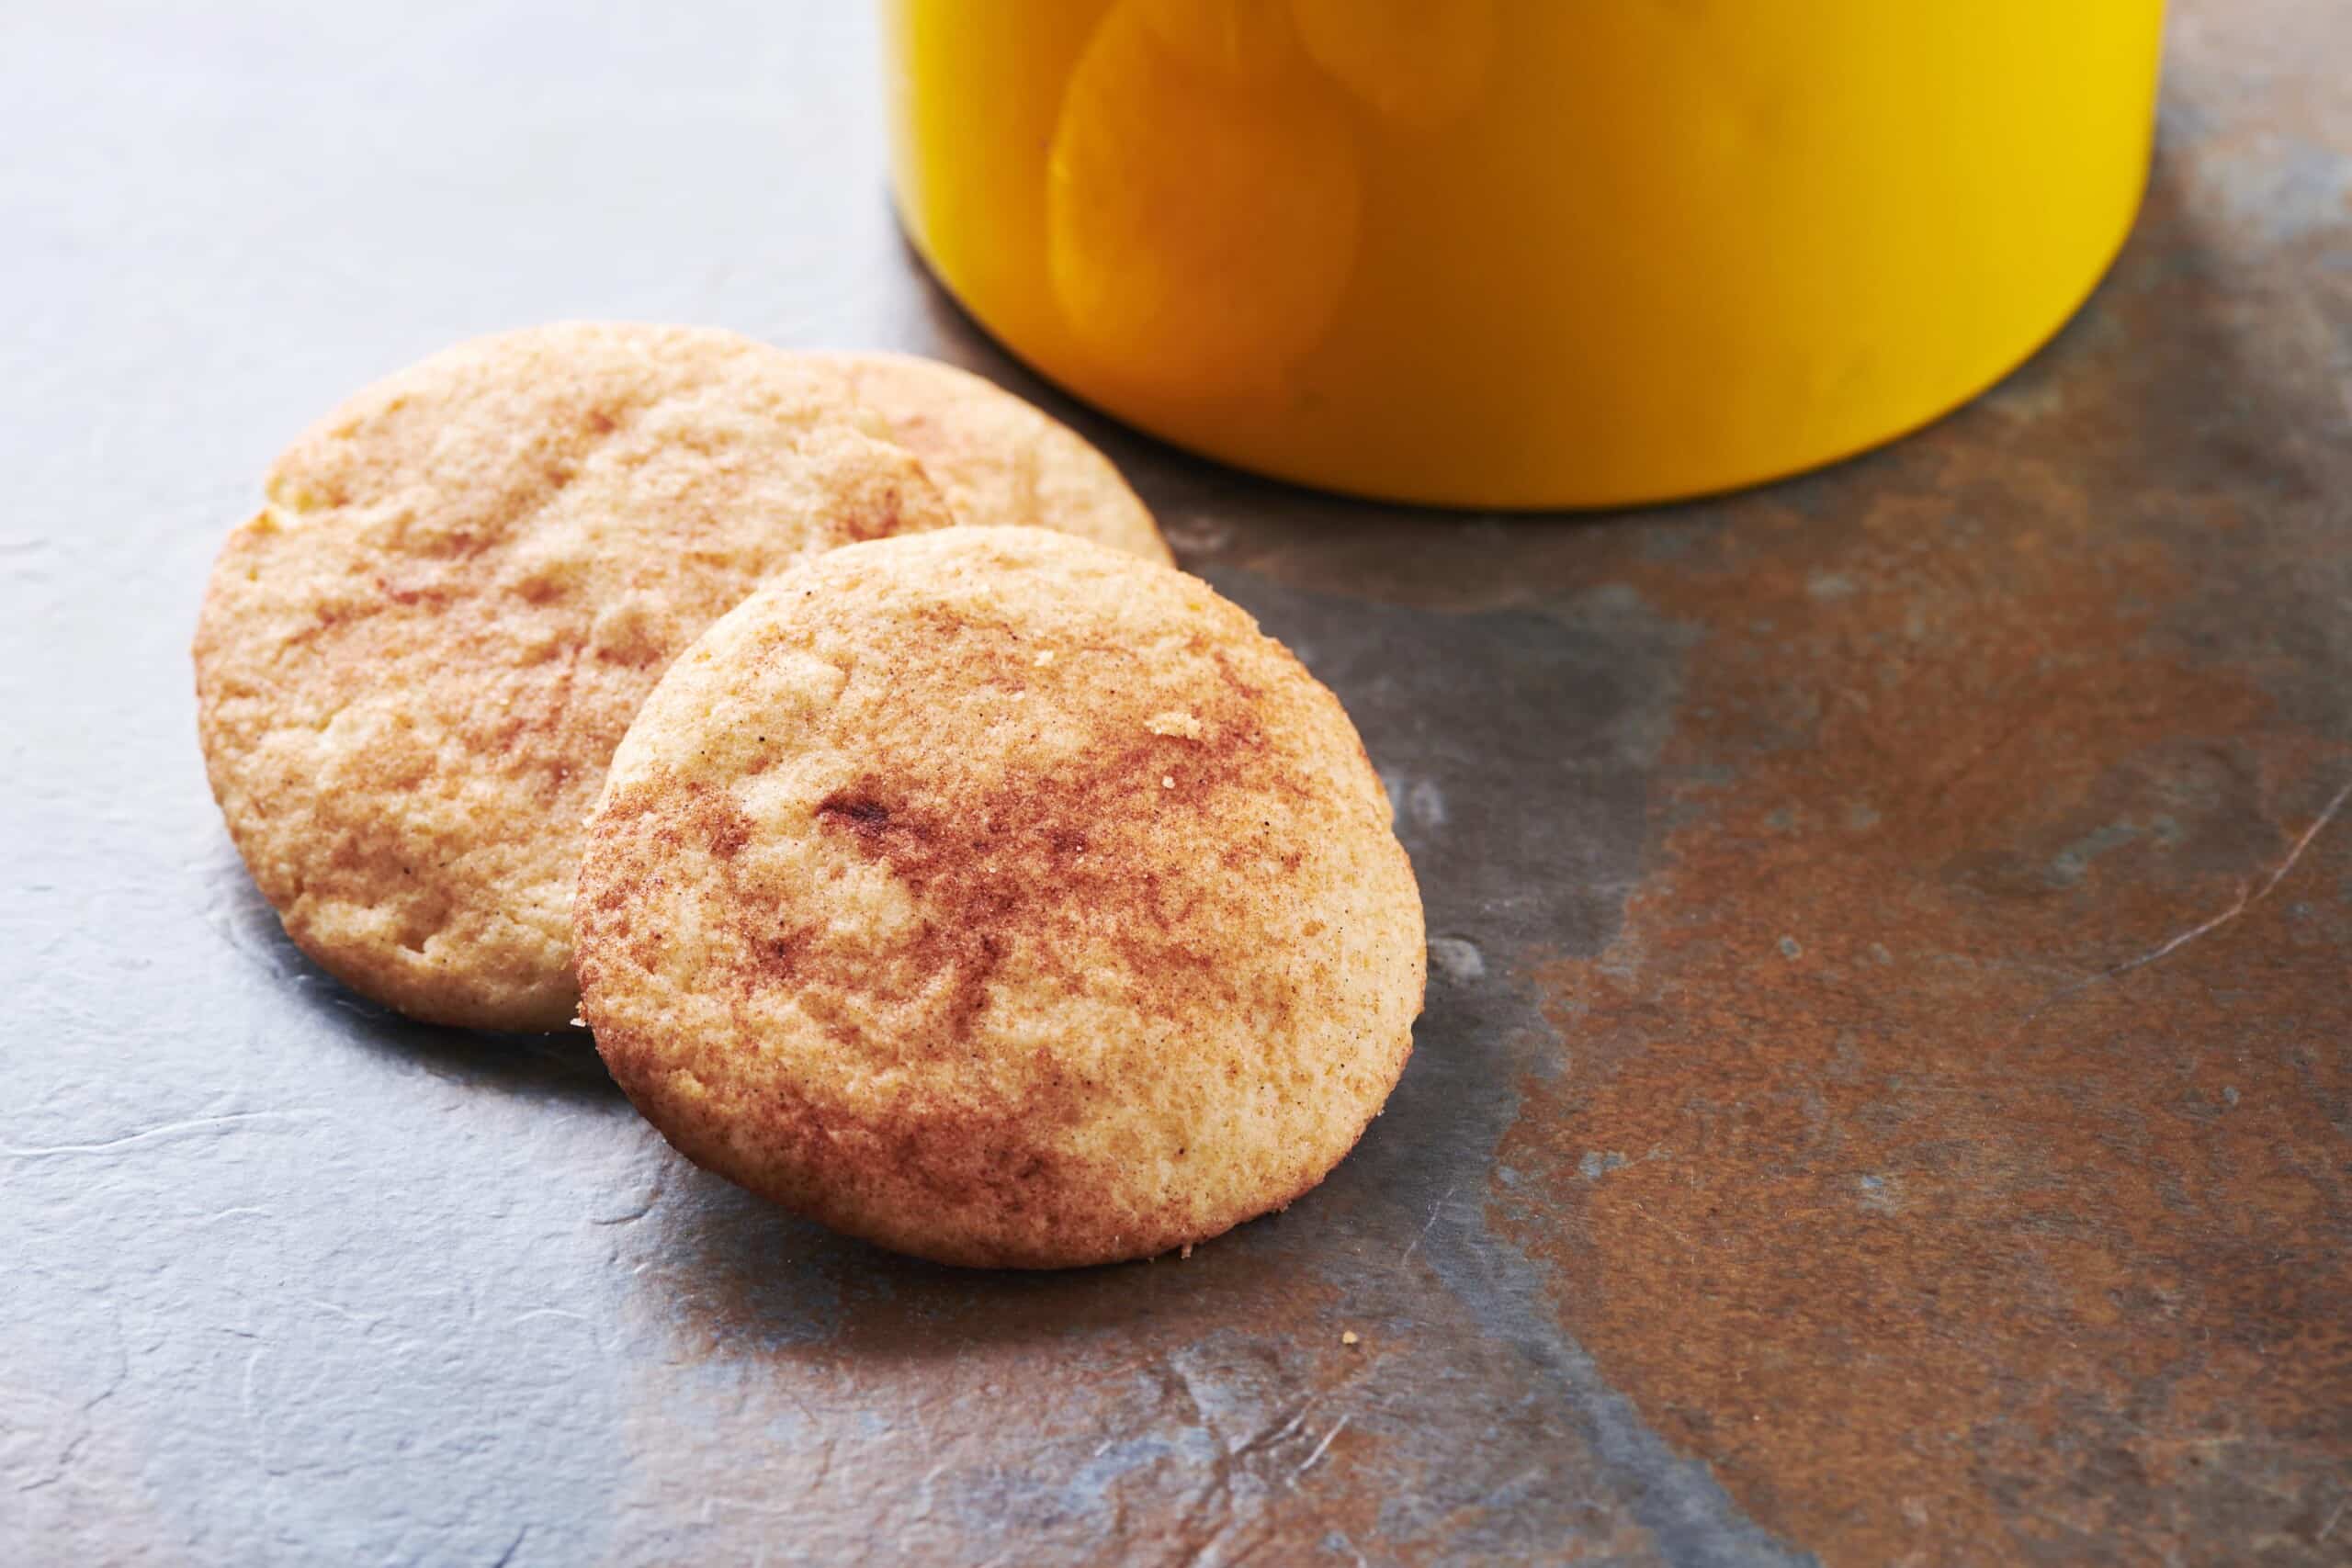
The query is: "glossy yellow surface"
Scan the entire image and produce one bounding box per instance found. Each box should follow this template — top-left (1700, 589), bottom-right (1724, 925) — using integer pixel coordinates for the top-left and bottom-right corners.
top-left (883, 1), bottom-right (2165, 508)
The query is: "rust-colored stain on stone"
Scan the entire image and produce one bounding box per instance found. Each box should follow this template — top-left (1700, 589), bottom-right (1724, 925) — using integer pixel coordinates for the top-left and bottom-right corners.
top-left (1488, 17), bottom-right (2352, 1552)
top-left (1504, 523), bottom-right (2350, 1561)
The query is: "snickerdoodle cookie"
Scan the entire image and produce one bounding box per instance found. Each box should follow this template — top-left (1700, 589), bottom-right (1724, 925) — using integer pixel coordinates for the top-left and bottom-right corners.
top-left (574, 526), bottom-right (1423, 1267)
top-left (194, 322), bottom-right (955, 1031)
top-left (805, 351), bottom-right (1170, 564)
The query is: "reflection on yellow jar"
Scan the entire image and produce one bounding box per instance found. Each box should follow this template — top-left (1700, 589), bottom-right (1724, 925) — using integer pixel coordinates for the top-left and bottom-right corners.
top-left (1290, 0), bottom-right (1496, 132)
top-left (884, 0), bottom-right (2166, 509)
top-left (1132, 0), bottom-right (1295, 84)
top-left (1046, 0), bottom-right (1359, 403)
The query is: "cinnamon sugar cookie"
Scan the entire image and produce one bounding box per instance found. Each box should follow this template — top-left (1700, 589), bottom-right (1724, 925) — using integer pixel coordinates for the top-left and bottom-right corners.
top-left (574, 527), bottom-right (1423, 1267)
top-left (194, 322), bottom-right (954, 1031)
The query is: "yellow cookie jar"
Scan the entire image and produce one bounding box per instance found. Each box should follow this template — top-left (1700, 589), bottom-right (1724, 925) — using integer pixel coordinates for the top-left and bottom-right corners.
top-left (882, 0), bottom-right (2165, 509)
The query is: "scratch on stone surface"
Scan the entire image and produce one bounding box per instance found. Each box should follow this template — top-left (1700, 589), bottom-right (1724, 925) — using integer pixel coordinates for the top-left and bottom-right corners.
top-left (2249, 778), bottom-right (2351, 900)
top-left (2317, 1497), bottom-right (2345, 1542)
top-left (1233, 1401), bottom-right (1312, 1460)
top-left (489, 1524), bottom-right (529, 1568)
top-left (591, 1176), bottom-right (665, 1225)
top-left (14, 1326), bottom-right (126, 1495)
top-left (1, 1110), bottom-right (329, 1159)
top-left (304, 1298), bottom-right (385, 1329)
top-left (1627, 1201), bottom-right (1698, 1254)
top-left (13, 1440), bottom-right (79, 1495)
top-left (1150, 1355), bottom-right (1345, 1562)
top-left (1401, 1183), bottom-right (1458, 1265)
top-left (2027, 776), bottom-right (2351, 1020)
top-left (240, 1342), bottom-right (278, 1480)
top-left (508, 1307), bottom-right (596, 1341)
top-left (1291, 1415), bottom-right (1349, 1484)
top-left (700, 1495), bottom-right (797, 1522)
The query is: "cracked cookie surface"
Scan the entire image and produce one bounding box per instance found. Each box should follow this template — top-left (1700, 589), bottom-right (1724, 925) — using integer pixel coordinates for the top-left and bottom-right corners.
top-left (193, 322), bottom-right (954, 1030)
top-left (574, 526), bottom-right (1424, 1267)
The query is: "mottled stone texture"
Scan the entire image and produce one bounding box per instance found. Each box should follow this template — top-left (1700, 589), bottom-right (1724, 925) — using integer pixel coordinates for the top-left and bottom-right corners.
top-left (3, 2), bottom-right (2346, 1563)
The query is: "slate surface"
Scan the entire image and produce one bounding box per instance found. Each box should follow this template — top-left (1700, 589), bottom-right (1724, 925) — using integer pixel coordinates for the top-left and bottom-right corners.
top-left (4, 3), bottom-right (2347, 1563)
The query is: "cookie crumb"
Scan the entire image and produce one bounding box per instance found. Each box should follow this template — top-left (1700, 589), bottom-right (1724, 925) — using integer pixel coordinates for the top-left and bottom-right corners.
top-left (1340, 1330), bottom-right (1360, 1346)
top-left (1180, 1243), bottom-right (1193, 1259)
top-left (1161, 775), bottom-right (1175, 789)
top-left (569, 1016), bottom-right (588, 1029)
top-left (1146, 709), bottom-right (1204, 739)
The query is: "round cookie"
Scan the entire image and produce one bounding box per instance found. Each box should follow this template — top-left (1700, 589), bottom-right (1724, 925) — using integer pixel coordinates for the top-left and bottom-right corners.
top-left (574, 526), bottom-right (1424, 1268)
top-left (803, 351), bottom-right (1172, 565)
top-left (194, 322), bottom-right (956, 1032)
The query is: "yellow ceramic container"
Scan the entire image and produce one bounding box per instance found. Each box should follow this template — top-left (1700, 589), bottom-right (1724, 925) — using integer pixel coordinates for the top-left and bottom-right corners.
top-left (882, 1), bottom-right (2165, 508)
